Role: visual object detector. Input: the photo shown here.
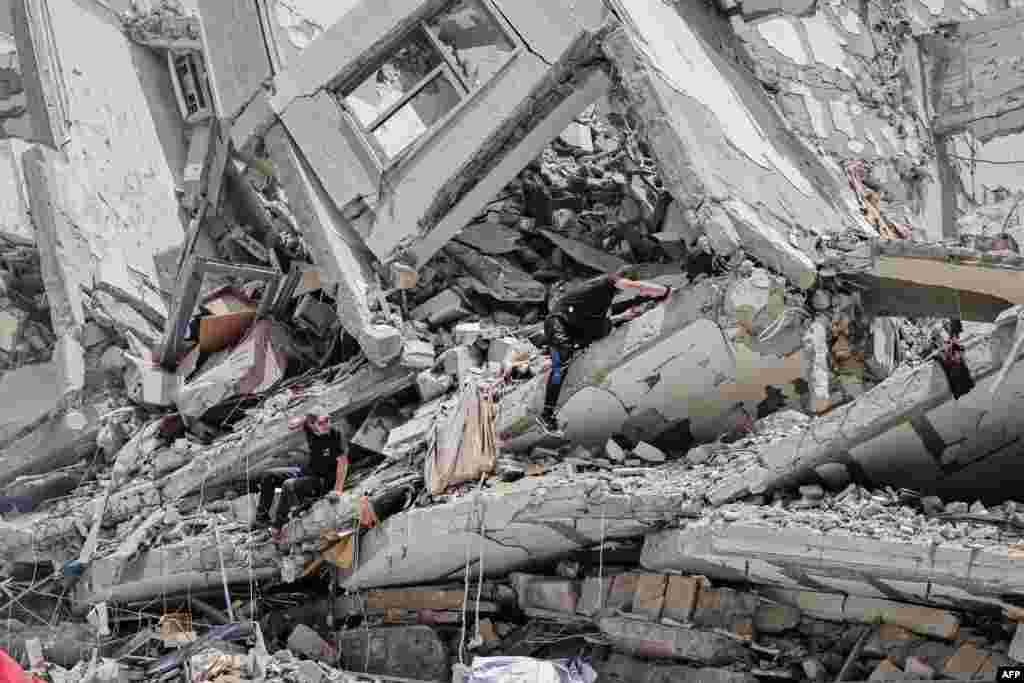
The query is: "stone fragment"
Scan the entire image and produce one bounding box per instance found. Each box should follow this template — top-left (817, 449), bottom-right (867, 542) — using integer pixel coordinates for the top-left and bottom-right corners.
top-left (633, 441), bottom-right (667, 463)
top-left (559, 121), bottom-right (593, 152)
top-left (798, 484), bottom-right (825, 501)
top-left (869, 659), bottom-right (908, 682)
top-left (441, 345), bottom-right (482, 382)
top-left (512, 573), bottom-right (579, 615)
top-left (802, 658), bottom-right (826, 682)
top-left (598, 616), bottom-right (749, 665)
top-left (1010, 623), bottom-right (1024, 663)
top-left (606, 439), bottom-right (626, 462)
top-left (416, 369), bottom-right (451, 403)
top-left (412, 290), bottom-right (470, 327)
top-left (754, 603), bottom-right (801, 633)
top-left (598, 653), bottom-right (758, 683)
top-left (400, 339), bottom-right (435, 370)
top-left (686, 444), bottom-right (713, 465)
top-left (287, 624), bottom-right (336, 663)
top-left (943, 643), bottom-right (993, 680)
top-left (813, 462), bottom-right (851, 490)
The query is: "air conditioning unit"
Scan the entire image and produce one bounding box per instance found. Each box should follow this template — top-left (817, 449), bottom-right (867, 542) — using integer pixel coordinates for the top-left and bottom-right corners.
top-left (168, 50), bottom-right (213, 124)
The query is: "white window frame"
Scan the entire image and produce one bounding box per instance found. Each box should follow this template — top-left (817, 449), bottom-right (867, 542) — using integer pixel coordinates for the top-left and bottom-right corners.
top-left (335, 0), bottom-right (521, 171)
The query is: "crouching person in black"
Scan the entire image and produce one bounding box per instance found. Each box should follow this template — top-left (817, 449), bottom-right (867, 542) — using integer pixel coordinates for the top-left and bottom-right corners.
top-left (255, 412), bottom-right (347, 542)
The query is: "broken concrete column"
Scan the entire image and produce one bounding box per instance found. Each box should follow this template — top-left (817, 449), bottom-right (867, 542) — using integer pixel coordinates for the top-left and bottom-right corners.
top-left (264, 124), bottom-right (401, 367)
top-left (802, 315), bottom-right (830, 412)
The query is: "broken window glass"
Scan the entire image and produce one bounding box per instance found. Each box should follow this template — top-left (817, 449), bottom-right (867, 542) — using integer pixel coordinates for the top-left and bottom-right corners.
top-left (426, 0), bottom-right (515, 90)
top-left (344, 30), bottom-right (443, 128)
top-left (370, 73), bottom-right (462, 159)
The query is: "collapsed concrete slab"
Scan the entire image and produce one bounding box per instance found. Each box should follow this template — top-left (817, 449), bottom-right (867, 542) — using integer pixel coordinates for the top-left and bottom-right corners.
top-left (712, 313), bottom-right (1024, 502)
top-left (264, 123), bottom-right (402, 366)
top-left (601, 0), bottom-right (861, 290)
top-left (344, 472), bottom-right (685, 590)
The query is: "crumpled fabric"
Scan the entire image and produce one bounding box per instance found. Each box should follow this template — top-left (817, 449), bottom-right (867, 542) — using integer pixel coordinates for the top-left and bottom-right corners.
top-left (466, 657), bottom-right (597, 683)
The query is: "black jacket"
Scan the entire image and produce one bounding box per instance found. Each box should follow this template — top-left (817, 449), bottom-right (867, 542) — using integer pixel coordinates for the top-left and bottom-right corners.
top-left (304, 427), bottom-right (347, 487)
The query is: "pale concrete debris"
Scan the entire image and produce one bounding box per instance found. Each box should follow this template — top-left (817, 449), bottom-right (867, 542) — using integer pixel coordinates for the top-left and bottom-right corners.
top-left (4, 0), bottom-right (1024, 680)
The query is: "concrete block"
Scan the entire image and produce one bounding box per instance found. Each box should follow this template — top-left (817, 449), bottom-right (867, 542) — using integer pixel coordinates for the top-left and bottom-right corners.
top-left (512, 573), bottom-right (578, 614)
top-left (633, 442), bottom-right (667, 463)
top-left (124, 358), bottom-right (179, 407)
top-left (598, 616), bottom-right (750, 665)
top-left (400, 339), bottom-right (436, 370)
top-left (337, 626), bottom-right (448, 682)
top-left (632, 574), bottom-right (668, 620)
top-left (412, 290), bottom-right (470, 327)
top-left (287, 624), bottom-right (336, 663)
top-left (943, 643), bottom-right (995, 680)
top-left (843, 596), bottom-right (960, 640)
top-left (663, 575), bottom-right (701, 622)
top-left (692, 587), bottom-right (758, 638)
top-left (754, 602), bottom-right (802, 633)
top-left (487, 336), bottom-right (532, 366)
top-left (416, 370), bottom-right (452, 403)
top-left (598, 653), bottom-right (758, 683)
top-left (441, 345), bottom-right (482, 382)
top-left (1010, 623), bottom-right (1024, 663)
top-left (453, 322), bottom-right (483, 346)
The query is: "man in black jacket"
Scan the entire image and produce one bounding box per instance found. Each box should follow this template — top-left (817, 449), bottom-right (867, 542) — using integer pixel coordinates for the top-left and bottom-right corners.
top-left (540, 267), bottom-right (670, 433)
top-left (255, 413), bottom-right (348, 540)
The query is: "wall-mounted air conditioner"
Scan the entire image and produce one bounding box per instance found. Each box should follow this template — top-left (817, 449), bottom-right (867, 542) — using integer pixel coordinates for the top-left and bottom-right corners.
top-left (168, 50), bottom-right (213, 124)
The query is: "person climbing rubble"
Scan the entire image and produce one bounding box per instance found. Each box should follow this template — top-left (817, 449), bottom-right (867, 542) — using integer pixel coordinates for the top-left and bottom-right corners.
top-left (255, 413), bottom-right (348, 542)
top-left (539, 266), bottom-right (671, 434)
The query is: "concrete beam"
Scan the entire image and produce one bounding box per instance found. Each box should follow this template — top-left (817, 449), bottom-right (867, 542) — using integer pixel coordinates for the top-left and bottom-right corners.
top-left (642, 521), bottom-right (1024, 607)
top-left (264, 124), bottom-right (402, 367)
top-left (345, 474), bottom-right (685, 590)
top-left (196, 0), bottom-right (272, 121)
top-left (0, 402), bottom-right (103, 491)
top-left (713, 314), bottom-right (1024, 501)
top-left (11, 0), bottom-right (70, 146)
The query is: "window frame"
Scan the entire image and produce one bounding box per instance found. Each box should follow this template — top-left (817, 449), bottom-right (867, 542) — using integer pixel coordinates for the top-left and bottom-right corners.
top-left (334, 0), bottom-right (521, 172)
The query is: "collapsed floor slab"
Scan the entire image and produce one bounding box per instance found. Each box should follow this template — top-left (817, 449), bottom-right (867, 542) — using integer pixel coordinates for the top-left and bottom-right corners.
top-left (712, 312), bottom-right (1024, 502)
top-left (642, 515), bottom-right (1024, 610)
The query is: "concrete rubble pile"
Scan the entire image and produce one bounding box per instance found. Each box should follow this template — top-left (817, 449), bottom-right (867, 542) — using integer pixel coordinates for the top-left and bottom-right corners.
top-left (3, 0), bottom-right (1024, 680)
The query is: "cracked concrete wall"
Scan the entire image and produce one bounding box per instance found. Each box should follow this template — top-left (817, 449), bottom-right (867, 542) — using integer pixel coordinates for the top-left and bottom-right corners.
top-left (197, 0), bottom-right (272, 121)
top-left (264, 123), bottom-right (402, 366)
top-left (924, 7), bottom-right (1024, 142)
top-left (267, 0), bottom-right (608, 267)
top-left (12, 0), bottom-right (184, 333)
top-left (604, 0), bottom-right (855, 289)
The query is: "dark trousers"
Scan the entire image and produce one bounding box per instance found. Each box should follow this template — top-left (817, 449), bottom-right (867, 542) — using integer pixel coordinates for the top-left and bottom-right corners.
top-left (543, 315), bottom-right (575, 419)
top-left (256, 467), bottom-right (324, 527)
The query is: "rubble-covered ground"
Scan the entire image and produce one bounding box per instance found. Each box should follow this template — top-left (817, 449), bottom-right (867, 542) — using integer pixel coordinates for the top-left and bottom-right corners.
top-left (3, 0), bottom-right (1024, 681)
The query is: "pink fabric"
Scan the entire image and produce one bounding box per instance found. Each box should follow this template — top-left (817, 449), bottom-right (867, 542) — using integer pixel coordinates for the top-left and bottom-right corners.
top-left (0, 650), bottom-right (34, 683)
